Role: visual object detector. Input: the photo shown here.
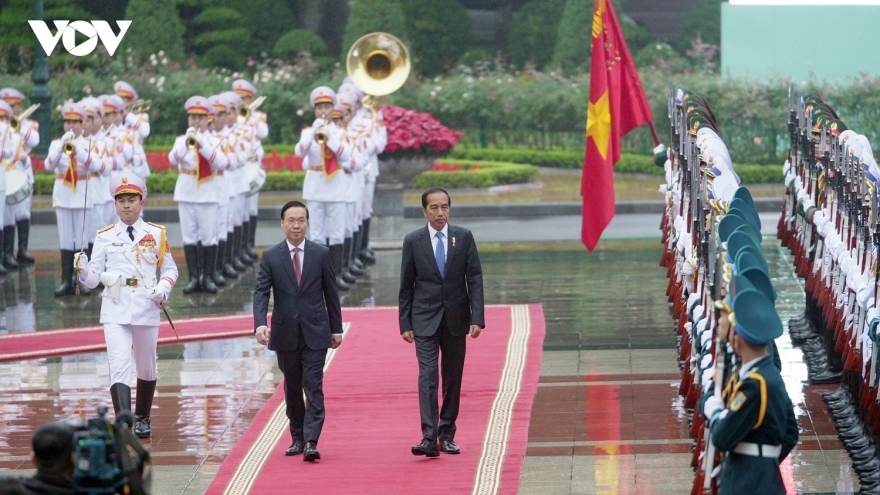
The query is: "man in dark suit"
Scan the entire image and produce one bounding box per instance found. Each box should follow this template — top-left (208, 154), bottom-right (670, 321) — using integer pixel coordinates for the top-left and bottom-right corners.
top-left (254, 200), bottom-right (343, 462)
top-left (399, 187), bottom-right (485, 457)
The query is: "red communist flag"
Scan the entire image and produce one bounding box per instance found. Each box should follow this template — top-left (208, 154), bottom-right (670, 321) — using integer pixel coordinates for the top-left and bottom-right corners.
top-left (582, 0), bottom-right (653, 251)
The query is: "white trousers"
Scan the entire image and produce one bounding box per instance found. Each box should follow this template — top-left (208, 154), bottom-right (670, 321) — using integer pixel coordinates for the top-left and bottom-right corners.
top-left (307, 201), bottom-right (345, 245)
top-left (362, 179), bottom-right (376, 219)
top-left (3, 195), bottom-right (31, 226)
top-left (247, 192), bottom-right (259, 217)
top-left (179, 202), bottom-right (219, 246)
top-left (217, 203), bottom-right (229, 242)
top-left (56, 206), bottom-right (87, 250)
top-left (345, 202), bottom-right (357, 237)
top-left (232, 193), bottom-right (246, 226)
top-left (104, 323), bottom-right (158, 385)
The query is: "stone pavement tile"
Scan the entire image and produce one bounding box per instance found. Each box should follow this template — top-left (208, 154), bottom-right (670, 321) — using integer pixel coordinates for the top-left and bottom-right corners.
top-left (539, 350), bottom-right (581, 376)
top-left (520, 455), bottom-right (574, 493)
top-left (579, 350), bottom-right (632, 375)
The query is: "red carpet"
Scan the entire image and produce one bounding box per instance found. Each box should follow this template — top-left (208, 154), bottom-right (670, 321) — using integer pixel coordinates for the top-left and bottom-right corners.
top-left (206, 304), bottom-right (544, 495)
top-left (0, 314), bottom-right (256, 362)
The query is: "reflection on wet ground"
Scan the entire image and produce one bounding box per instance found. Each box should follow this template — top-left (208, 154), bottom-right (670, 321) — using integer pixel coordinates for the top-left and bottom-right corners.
top-left (0, 239), bottom-right (865, 493)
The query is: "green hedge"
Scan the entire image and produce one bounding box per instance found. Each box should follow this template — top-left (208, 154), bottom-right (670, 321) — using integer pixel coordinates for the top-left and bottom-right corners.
top-left (413, 160), bottom-right (538, 189)
top-left (32, 161), bottom-right (538, 195)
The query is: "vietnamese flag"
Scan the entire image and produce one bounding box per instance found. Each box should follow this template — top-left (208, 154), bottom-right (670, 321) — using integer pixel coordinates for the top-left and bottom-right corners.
top-left (582, 0), bottom-right (654, 251)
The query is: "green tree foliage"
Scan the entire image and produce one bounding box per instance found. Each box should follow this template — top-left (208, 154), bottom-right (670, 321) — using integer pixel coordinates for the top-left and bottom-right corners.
top-left (399, 0), bottom-right (472, 76)
top-left (508, 0), bottom-right (566, 70)
top-left (551, 0), bottom-right (593, 73)
top-left (273, 29), bottom-right (328, 58)
top-left (676, 0), bottom-right (720, 52)
top-left (216, 0), bottom-right (297, 58)
top-left (122, 0), bottom-right (186, 61)
top-left (342, 0), bottom-right (408, 53)
top-left (192, 7), bottom-right (249, 69)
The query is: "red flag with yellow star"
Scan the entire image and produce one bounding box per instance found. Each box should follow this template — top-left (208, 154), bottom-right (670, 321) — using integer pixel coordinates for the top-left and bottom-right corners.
top-left (582, 0), bottom-right (653, 251)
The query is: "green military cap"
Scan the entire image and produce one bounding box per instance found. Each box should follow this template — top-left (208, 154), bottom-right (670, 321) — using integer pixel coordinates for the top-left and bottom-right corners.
top-left (731, 288), bottom-right (783, 345)
top-left (688, 114), bottom-right (716, 136)
top-left (827, 119), bottom-right (848, 137)
top-left (688, 107), bottom-right (716, 127)
top-left (726, 230), bottom-right (759, 263)
top-left (728, 199), bottom-right (761, 231)
top-left (804, 91), bottom-right (826, 105)
top-left (812, 102), bottom-right (839, 119)
top-left (718, 211), bottom-right (751, 243)
top-left (739, 266), bottom-right (777, 303)
top-left (735, 247), bottom-right (770, 275)
top-left (731, 222), bottom-right (762, 246)
top-left (726, 206), bottom-right (761, 238)
top-left (732, 187), bottom-right (762, 229)
top-left (731, 273), bottom-right (756, 300)
top-left (683, 92), bottom-right (716, 122)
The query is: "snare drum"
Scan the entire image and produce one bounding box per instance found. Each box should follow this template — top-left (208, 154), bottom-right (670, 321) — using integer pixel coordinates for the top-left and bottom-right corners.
top-left (244, 161), bottom-right (266, 197)
top-left (6, 169), bottom-right (32, 205)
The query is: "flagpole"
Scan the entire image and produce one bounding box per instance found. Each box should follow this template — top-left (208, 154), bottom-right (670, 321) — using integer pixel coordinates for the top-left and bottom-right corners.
top-left (648, 121), bottom-right (661, 147)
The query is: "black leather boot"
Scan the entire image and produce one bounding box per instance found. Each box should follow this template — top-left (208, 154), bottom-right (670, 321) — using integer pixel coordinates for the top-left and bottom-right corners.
top-left (223, 232), bottom-right (239, 279)
top-left (202, 244), bottom-right (219, 293)
top-left (231, 228), bottom-right (246, 271)
top-left (182, 244), bottom-right (201, 294)
top-left (348, 233), bottom-right (364, 275)
top-left (330, 244), bottom-right (349, 291)
top-left (54, 250), bottom-right (74, 296)
top-left (15, 220), bottom-right (34, 264)
top-left (110, 383), bottom-right (131, 415)
top-left (341, 237), bottom-right (357, 284)
top-left (238, 223), bottom-right (254, 266)
top-left (214, 240), bottom-right (227, 287)
top-left (359, 218), bottom-right (376, 265)
top-left (247, 215), bottom-right (259, 259)
top-left (3, 226), bottom-right (18, 270)
top-left (134, 378), bottom-right (156, 439)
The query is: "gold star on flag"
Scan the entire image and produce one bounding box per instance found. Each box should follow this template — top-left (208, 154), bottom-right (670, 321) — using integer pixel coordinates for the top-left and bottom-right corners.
top-left (587, 90), bottom-right (611, 160)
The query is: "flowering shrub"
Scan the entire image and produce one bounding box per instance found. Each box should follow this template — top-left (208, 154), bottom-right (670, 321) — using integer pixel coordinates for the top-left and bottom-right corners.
top-left (379, 105), bottom-right (463, 156)
top-left (430, 162), bottom-right (481, 172)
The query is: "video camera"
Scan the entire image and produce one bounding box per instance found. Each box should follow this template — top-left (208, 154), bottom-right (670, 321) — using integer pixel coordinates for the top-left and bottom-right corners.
top-left (72, 405), bottom-right (152, 495)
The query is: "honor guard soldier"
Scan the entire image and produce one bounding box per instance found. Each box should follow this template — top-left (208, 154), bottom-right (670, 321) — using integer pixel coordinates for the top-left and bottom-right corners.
top-left (232, 79), bottom-right (268, 260)
top-left (114, 81), bottom-right (151, 180)
top-left (296, 86), bottom-right (352, 290)
top-left (45, 102), bottom-right (108, 296)
top-left (99, 94), bottom-right (133, 226)
top-left (80, 98), bottom-right (112, 257)
top-left (0, 100), bottom-right (25, 271)
top-left (218, 91), bottom-right (254, 274)
top-left (75, 172), bottom-right (178, 438)
top-left (0, 88), bottom-right (38, 266)
top-left (334, 93), bottom-right (365, 284)
top-left (169, 96), bottom-right (229, 294)
top-left (703, 289), bottom-right (798, 495)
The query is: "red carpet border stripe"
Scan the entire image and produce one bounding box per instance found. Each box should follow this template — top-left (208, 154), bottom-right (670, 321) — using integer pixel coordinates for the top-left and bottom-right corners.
top-left (472, 304), bottom-right (531, 495)
top-left (222, 322), bottom-right (352, 495)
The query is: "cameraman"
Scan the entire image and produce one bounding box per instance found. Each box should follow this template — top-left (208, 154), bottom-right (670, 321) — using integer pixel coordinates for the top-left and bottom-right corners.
top-left (21, 421), bottom-right (75, 495)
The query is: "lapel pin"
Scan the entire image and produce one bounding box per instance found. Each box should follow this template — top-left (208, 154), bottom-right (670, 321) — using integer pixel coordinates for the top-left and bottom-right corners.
top-left (451, 237), bottom-right (456, 247)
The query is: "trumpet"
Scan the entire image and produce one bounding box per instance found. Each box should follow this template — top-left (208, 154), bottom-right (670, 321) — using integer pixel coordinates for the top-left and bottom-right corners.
top-left (11, 104), bottom-right (40, 132)
top-left (186, 130), bottom-right (201, 150)
top-left (238, 95), bottom-right (267, 123)
top-left (130, 99), bottom-right (151, 113)
top-left (62, 141), bottom-right (75, 155)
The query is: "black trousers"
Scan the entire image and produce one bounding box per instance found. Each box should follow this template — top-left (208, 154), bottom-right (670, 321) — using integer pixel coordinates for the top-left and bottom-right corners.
top-left (276, 326), bottom-right (328, 445)
top-left (414, 318), bottom-right (466, 442)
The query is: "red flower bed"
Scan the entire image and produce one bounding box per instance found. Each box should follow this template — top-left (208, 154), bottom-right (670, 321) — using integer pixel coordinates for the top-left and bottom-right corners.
top-left (430, 162), bottom-right (480, 172)
top-left (145, 150), bottom-right (302, 173)
top-left (380, 105), bottom-right (463, 155)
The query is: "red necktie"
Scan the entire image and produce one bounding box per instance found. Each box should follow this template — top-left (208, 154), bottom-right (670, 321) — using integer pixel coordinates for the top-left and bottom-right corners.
top-left (292, 247), bottom-right (301, 285)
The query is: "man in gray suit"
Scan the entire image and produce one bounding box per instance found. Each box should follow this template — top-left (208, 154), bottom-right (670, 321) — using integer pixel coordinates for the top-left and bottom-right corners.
top-left (399, 187), bottom-right (485, 457)
top-left (254, 200), bottom-right (343, 462)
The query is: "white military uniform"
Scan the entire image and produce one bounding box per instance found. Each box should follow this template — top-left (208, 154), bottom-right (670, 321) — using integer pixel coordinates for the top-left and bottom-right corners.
top-left (116, 80), bottom-right (151, 180)
top-left (232, 79), bottom-right (268, 221)
top-left (2, 114), bottom-right (38, 226)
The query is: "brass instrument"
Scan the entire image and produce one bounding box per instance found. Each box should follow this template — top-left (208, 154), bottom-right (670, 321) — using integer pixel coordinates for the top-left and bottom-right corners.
top-left (62, 141), bottom-right (75, 155)
top-left (346, 32), bottom-right (411, 105)
top-left (186, 134), bottom-right (199, 150)
top-left (238, 95), bottom-right (267, 123)
top-left (130, 99), bottom-right (151, 113)
top-left (314, 121), bottom-right (328, 144)
top-left (10, 104), bottom-right (40, 132)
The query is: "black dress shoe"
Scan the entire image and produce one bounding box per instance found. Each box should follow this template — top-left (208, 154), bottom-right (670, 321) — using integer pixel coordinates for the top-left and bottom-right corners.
top-left (845, 436), bottom-right (872, 451)
top-left (286, 440), bottom-right (304, 456)
top-left (303, 441), bottom-right (321, 462)
top-left (853, 457), bottom-right (880, 474)
top-left (823, 386), bottom-right (851, 402)
top-left (440, 439), bottom-right (460, 454)
top-left (134, 415), bottom-right (151, 438)
top-left (809, 369), bottom-right (842, 384)
top-left (412, 439), bottom-right (440, 457)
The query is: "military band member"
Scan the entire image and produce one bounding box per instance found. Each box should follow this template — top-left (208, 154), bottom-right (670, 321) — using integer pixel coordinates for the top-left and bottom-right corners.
top-left (44, 102), bottom-right (108, 296)
top-left (219, 91), bottom-right (254, 274)
top-left (0, 88), bottom-right (38, 265)
top-left (0, 100), bottom-right (25, 271)
top-left (704, 289), bottom-right (798, 495)
top-left (75, 172), bottom-right (178, 438)
top-left (100, 94), bottom-right (133, 226)
top-left (115, 81), bottom-right (150, 180)
top-left (296, 86), bottom-right (352, 290)
top-left (335, 93), bottom-right (365, 283)
top-left (80, 98), bottom-right (112, 258)
top-left (169, 96), bottom-right (229, 294)
top-left (232, 79), bottom-right (267, 260)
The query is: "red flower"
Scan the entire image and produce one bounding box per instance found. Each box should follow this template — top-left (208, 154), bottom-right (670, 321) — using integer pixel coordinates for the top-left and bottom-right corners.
top-left (380, 105), bottom-right (462, 155)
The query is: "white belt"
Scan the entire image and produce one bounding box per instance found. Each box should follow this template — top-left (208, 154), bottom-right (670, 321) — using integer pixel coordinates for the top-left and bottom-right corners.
top-left (732, 442), bottom-right (781, 458)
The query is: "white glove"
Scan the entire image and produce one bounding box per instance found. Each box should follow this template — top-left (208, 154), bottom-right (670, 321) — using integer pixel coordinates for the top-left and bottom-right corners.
top-left (185, 127), bottom-right (196, 137)
top-left (74, 252), bottom-right (89, 274)
top-left (124, 112), bottom-right (138, 127)
top-left (703, 395), bottom-right (724, 420)
top-left (312, 118), bottom-right (326, 129)
top-left (151, 280), bottom-right (172, 303)
top-left (75, 144), bottom-right (91, 164)
top-left (61, 131), bottom-right (75, 142)
top-left (362, 164), bottom-right (372, 175)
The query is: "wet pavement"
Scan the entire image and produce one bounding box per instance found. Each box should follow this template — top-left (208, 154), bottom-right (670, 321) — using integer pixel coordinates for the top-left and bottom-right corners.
top-left (0, 218), bottom-right (867, 494)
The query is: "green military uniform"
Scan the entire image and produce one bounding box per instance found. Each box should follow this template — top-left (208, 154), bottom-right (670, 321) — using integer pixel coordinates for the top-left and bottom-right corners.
top-left (709, 289), bottom-right (798, 495)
